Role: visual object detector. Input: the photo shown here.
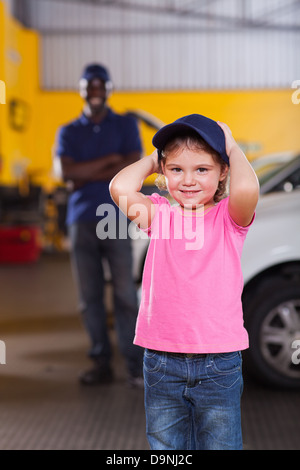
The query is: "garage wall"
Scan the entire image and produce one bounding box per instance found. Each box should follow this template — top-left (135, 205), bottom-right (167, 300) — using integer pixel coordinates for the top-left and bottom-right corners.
top-left (11, 0), bottom-right (300, 91)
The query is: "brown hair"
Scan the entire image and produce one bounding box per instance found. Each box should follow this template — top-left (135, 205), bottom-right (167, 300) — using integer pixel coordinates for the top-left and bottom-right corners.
top-left (155, 131), bottom-right (228, 203)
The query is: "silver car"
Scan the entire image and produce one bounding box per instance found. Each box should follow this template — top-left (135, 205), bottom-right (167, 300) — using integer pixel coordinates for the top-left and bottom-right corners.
top-left (242, 154), bottom-right (300, 389)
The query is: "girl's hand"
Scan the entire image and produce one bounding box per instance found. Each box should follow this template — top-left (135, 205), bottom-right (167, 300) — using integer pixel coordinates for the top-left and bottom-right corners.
top-left (217, 121), bottom-right (239, 158)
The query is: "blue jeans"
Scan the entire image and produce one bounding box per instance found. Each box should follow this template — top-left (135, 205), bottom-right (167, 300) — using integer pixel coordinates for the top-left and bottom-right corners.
top-left (143, 349), bottom-right (244, 450)
top-left (68, 221), bottom-right (143, 377)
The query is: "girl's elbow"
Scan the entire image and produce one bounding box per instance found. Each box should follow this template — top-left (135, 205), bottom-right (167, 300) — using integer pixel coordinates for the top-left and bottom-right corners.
top-left (109, 178), bottom-right (127, 204)
top-left (109, 178), bottom-right (119, 202)
top-left (108, 177), bottom-right (114, 194)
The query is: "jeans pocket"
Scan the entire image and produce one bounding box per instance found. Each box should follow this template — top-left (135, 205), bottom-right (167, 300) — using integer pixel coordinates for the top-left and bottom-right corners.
top-left (143, 349), bottom-right (166, 387)
top-left (206, 351), bottom-right (242, 389)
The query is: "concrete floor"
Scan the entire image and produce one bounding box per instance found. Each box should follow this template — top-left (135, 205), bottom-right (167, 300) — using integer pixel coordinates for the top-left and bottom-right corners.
top-left (0, 252), bottom-right (299, 450)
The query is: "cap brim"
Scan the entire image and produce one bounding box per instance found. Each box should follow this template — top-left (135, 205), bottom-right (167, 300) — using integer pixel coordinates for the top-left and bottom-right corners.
top-left (152, 123), bottom-right (196, 150)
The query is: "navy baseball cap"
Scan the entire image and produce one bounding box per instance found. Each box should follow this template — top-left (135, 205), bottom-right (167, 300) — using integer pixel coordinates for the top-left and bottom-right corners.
top-left (80, 63), bottom-right (111, 83)
top-left (152, 114), bottom-right (229, 165)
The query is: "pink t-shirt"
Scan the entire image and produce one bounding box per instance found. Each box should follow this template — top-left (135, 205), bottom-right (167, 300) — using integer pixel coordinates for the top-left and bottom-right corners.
top-left (134, 193), bottom-right (254, 354)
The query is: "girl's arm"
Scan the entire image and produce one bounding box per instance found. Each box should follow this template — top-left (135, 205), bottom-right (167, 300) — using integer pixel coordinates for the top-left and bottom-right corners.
top-left (109, 150), bottom-right (159, 229)
top-left (218, 122), bottom-right (260, 227)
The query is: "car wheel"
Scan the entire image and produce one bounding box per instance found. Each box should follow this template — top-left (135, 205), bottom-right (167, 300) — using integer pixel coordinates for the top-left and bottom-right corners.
top-left (243, 277), bottom-right (300, 389)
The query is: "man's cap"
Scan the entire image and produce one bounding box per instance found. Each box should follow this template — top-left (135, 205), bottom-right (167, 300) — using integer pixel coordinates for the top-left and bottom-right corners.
top-left (152, 114), bottom-right (229, 165)
top-left (80, 63), bottom-right (111, 83)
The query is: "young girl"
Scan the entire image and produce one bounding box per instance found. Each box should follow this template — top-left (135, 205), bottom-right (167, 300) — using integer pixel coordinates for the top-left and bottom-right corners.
top-left (109, 114), bottom-right (259, 450)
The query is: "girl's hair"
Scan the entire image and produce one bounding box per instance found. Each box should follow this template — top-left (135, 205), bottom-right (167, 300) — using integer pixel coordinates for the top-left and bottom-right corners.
top-left (155, 130), bottom-right (228, 202)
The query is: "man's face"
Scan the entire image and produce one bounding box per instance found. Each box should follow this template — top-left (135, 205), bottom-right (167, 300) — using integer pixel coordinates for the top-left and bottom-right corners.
top-left (80, 77), bottom-right (109, 113)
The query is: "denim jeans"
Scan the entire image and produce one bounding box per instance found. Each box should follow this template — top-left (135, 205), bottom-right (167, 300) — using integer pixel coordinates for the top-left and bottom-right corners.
top-left (143, 349), bottom-right (244, 450)
top-left (68, 221), bottom-right (143, 377)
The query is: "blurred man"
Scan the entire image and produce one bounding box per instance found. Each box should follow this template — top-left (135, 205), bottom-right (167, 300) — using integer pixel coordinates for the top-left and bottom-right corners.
top-left (56, 64), bottom-right (143, 387)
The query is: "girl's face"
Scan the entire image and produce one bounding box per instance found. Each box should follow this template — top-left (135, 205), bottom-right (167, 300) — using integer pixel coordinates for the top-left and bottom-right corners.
top-left (162, 147), bottom-right (228, 210)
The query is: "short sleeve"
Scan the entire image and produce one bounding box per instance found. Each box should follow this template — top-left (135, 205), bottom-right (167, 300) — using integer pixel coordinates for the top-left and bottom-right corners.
top-left (147, 193), bottom-right (170, 205)
top-left (140, 193), bottom-right (170, 236)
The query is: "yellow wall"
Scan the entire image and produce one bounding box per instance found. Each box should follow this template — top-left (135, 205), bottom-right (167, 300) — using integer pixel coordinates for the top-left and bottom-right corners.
top-left (110, 88), bottom-right (300, 159)
top-left (0, 1), bottom-right (39, 186)
top-left (1, 1), bottom-right (300, 190)
top-left (39, 88), bottom-right (300, 186)
top-left (0, 2), bottom-right (5, 160)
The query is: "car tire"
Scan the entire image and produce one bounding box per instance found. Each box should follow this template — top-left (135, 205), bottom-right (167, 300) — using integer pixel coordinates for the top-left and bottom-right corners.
top-left (243, 276), bottom-right (300, 389)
